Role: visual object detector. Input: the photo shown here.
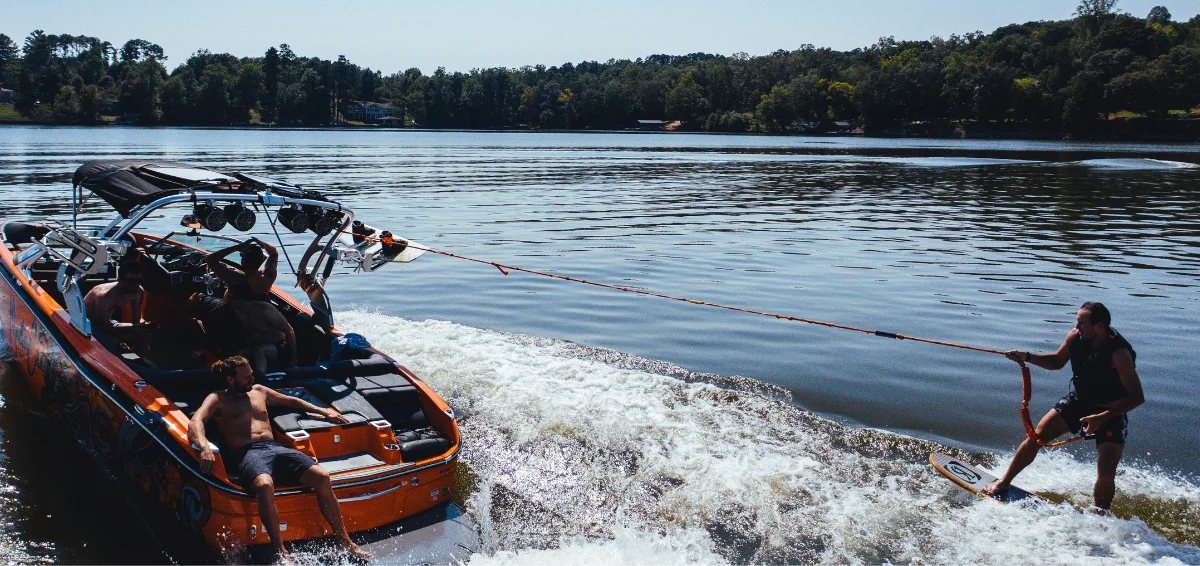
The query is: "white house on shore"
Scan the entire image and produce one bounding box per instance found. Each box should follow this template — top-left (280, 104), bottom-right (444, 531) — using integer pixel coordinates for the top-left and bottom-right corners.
top-left (345, 101), bottom-right (399, 122)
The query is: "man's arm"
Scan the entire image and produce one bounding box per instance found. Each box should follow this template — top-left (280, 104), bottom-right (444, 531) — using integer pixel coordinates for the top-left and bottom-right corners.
top-left (258, 307), bottom-right (297, 367)
top-left (259, 385), bottom-right (347, 423)
top-left (205, 242), bottom-right (246, 281)
top-left (131, 287), bottom-right (145, 325)
top-left (85, 289), bottom-right (142, 337)
top-left (1006, 328), bottom-right (1076, 370)
top-left (85, 290), bottom-right (118, 335)
top-left (253, 238), bottom-right (279, 287)
top-left (188, 393), bottom-right (221, 474)
top-left (1081, 349), bottom-right (1144, 434)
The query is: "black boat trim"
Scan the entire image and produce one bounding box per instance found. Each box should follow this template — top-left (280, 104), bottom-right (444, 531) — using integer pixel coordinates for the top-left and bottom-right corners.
top-left (0, 262), bottom-right (459, 498)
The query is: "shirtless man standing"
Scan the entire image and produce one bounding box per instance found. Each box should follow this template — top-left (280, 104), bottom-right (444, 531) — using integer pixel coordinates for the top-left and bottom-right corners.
top-left (188, 356), bottom-right (370, 561)
top-left (84, 255), bottom-right (154, 352)
top-left (206, 239), bottom-right (297, 371)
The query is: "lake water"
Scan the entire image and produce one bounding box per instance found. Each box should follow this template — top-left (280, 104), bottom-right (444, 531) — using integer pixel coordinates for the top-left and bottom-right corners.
top-left (1, 126), bottom-right (1198, 563)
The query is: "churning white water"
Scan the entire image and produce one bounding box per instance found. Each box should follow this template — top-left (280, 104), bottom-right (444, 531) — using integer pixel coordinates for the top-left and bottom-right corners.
top-left (338, 311), bottom-right (1200, 565)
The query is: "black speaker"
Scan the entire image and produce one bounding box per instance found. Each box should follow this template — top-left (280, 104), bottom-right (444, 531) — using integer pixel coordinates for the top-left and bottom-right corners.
top-left (277, 205), bottom-right (308, 233)
top-left (311, 210), bottom-right (345, 236)
top-left (224, 203), bottom-right (256, 231)
top-left (193, 203), bottom-right (227, 231)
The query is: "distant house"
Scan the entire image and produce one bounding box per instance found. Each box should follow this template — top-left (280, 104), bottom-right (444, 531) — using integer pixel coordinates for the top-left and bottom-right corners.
top-left (345, 101), bottom-right (399, 122)
top-left (0, 88), bottom-right (14, 103)
top-left (637, 119), bottom-right (666, 130)
top-left (828, 120), bottom-right (856, 134)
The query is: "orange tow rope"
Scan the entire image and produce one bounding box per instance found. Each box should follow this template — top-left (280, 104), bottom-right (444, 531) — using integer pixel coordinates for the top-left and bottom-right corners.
top-left (369, 236), bottom-right (1072, 446)
top-left (1019, 361), bottom-right (1084, 447)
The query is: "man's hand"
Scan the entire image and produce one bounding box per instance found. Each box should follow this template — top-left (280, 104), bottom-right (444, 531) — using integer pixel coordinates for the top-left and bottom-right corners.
top-left (251, 237), bottom-right (276, 253)
top-left (1004, 350), bottom-right (1029, 364)
top-left (198, 447), bottom-right (216, 474)
top-left (321, 408), bottom-right (348, 424)
top-left (1080, 412), bottom-right (1110, 435)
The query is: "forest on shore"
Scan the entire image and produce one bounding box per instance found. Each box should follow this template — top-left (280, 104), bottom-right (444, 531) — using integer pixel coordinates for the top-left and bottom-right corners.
top-left (1, 0), bottom-right (1198, 135)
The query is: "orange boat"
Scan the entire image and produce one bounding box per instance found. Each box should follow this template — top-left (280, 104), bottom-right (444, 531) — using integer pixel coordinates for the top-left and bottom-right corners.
top-left (0, 161), bottom-right (477, 562)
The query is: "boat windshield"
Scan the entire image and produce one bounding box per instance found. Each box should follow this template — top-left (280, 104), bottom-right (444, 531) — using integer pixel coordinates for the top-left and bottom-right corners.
top-left (148, 231), bottom-right (248, 257)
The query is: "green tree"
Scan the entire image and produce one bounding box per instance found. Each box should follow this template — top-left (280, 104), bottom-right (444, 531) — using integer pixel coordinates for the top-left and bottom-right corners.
top-left (1147, 6), bottom-right (1171, 25)
top-left (1076, 0), bottom-right (1120, 35)
top-left (160, 75), bottom-right (193, 124)
top-left (1106, 45), bottom-right (1200, 118)
top-left (261, 46), bottom-right (280, 122)
top-left (664, 73), bottom-right (710, 125)
top-left (235, 61), bottom-right (265, 122)
top-left (52, 85), bottom-right (82, 122)
top-left (786, 72), bottom-right (829, 123)
top-left (826, 81), bottom-right (855, 119)
top-left (1075, 0), bottom-right (1119, 19)
top-left (0, 34), bottom-right (21, 87)
top-left (197, 64), bottom-right (232, 124)
top-left (755, 84), bottom-right (796, 130)
top-left (78, 83), bottom-right (103, 121)
top-left (118, 59), bottom-right (166, 122)
top-left (119, 39), bottom-right (166, 63)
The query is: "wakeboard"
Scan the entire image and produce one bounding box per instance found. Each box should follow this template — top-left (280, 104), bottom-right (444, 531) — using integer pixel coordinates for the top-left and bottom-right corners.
top-left (929, 453), bottom-right (1044, 504)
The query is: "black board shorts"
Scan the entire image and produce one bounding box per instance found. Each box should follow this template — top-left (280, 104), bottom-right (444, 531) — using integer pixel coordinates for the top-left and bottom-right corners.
top-left (228, 440), bottom-right (316, 488)
top-left (1053, 394), bottom-right (1128, 445)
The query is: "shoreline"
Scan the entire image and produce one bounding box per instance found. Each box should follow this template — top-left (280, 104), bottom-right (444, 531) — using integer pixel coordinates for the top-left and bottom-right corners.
top-left (4, 121), bottom-right (1200, 143)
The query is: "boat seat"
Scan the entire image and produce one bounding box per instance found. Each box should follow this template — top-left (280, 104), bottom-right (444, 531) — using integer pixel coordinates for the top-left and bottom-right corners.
top-left (395, 426), bottom-right (451, 461)
top-left (276, 354), bottom-right (398, 381)
top-left (277, 370), bottom-right (430, 433)
top-left (270, 379), bottom-right (382, 433)
top-left (357, 384), bottom-right (428, 431)
top-left (2, 222), bottom-right (50, 249)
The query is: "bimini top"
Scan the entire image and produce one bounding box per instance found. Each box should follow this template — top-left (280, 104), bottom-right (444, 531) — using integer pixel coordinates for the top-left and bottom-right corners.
top-left (73, 160), bottom-right (315, 216)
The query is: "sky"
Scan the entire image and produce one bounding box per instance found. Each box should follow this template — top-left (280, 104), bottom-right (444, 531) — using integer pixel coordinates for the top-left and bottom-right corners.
top-left (3, 0), bottom-right (1198, 75)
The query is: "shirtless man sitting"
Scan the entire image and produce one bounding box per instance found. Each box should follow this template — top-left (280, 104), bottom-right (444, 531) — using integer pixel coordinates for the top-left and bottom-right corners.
top-left (85, 254), bottom-right (154, 353)
top-left (206, 239), bottom-right (297, 371)
top-left (188, 356), bottom-right (370, 561)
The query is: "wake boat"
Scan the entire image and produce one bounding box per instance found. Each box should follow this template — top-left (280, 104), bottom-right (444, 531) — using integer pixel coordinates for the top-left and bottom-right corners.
top-left (0, 161), bottom-right (478, 562)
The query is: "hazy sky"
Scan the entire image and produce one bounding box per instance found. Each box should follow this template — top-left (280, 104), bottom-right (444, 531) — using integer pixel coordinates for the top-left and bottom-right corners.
top-left (3, 0), bottom-right (1197, 74)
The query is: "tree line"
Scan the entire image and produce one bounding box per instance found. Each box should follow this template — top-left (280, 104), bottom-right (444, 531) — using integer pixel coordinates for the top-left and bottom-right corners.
top-left (1, 1), bottom-right (1198, 132)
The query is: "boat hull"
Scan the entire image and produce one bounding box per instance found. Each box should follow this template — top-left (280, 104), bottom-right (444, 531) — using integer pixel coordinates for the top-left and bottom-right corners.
top-left (0, 242), bottom-right (475, 560)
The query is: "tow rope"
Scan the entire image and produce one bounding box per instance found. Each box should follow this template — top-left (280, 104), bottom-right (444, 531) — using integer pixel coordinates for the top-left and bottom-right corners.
top-left (1019, 361), bottom-right (1085, 446)
top-left (367, 236), bottom-right (1079, 446)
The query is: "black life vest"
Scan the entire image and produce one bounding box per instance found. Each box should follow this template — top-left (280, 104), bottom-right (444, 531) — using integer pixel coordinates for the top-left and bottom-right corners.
top-left (1068, 329), bottom-right (1135, 404)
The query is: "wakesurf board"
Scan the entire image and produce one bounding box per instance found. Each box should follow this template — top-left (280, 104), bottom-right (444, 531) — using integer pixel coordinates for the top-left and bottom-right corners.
top-left (930, 453), bottom-right (1044, 504)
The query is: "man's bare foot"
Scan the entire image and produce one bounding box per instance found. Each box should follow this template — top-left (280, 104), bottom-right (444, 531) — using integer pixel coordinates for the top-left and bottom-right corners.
top-left (981, 480), bottom-right (1009, 498)
top-left (343, 539), bottom-right (371, 562)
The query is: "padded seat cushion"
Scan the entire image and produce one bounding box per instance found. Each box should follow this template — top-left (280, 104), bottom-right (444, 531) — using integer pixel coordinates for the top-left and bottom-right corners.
top-left (395, 426), bottom-right (451, 461)
top-left (359, 386), bottom-right (427, 429)
top-left (286, 378), bottom-right (385, 424)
